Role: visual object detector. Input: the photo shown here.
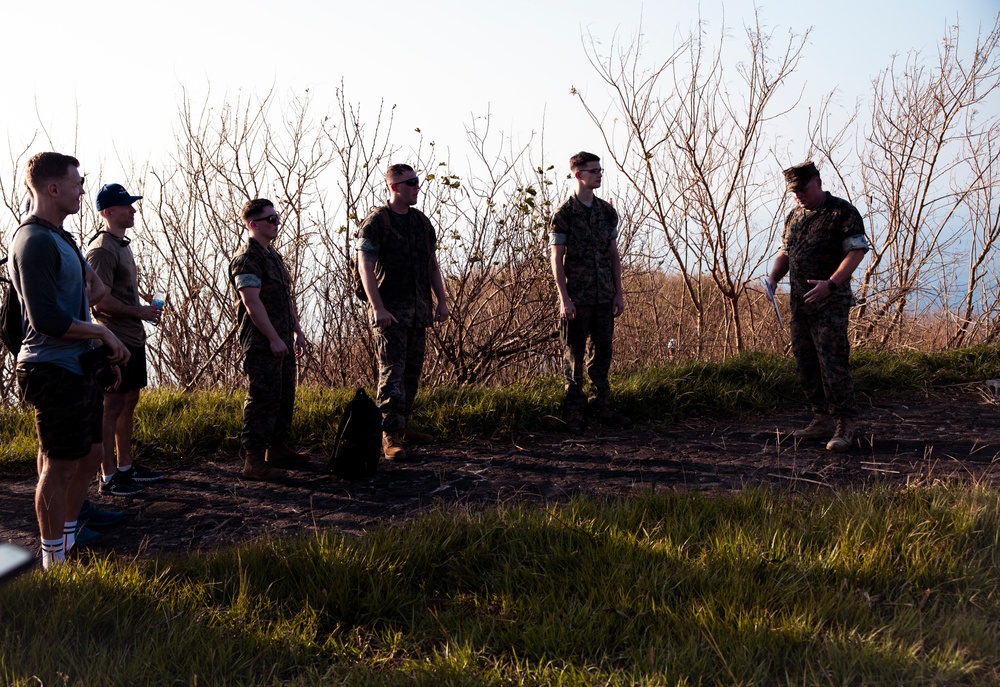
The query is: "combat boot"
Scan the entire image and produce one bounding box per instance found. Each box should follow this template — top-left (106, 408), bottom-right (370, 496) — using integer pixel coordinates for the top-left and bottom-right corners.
top-left (589, 405), bottom-right (633, 429)
top-left (242, 449), bottom-right (284, 481)
top-left (792, 413), bottom-right (837, 440)
top-left (826, 418), bottom-right (856, 452)
top-left (401, 427), bottom-right (435, 445)
top-left (266, 444), bottom-right (311, 469)
top-left (382, 432), bottom-right (408, 462)
top-left (564, 410), bottom-right (586, 433)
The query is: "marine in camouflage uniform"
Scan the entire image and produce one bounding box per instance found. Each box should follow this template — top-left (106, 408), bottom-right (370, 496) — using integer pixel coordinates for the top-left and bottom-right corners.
top-left (230, 199), bottom-right (308, 479)
top-left (357, 164), bottom-right (448, 461)
top-left (549, 151), bottom-right (629, 431)
top-left (768, 161), bottom-right (869, 452)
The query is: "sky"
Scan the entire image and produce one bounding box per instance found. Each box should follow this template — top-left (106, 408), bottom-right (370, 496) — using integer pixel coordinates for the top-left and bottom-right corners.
top-left (1, 0), bottom-right (998, 194)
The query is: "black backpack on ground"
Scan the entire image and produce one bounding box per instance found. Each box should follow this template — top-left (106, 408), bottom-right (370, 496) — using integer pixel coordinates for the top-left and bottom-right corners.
top-left (327, 388), bottom-right (382, 480)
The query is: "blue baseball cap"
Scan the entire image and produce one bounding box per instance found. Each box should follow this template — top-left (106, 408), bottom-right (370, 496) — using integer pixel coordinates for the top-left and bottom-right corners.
top-left (95, 183), bottom-right (143, 210)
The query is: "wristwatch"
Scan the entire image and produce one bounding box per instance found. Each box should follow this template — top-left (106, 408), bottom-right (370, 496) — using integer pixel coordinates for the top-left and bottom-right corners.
top-left (827, 279), bottom-right (838, 291)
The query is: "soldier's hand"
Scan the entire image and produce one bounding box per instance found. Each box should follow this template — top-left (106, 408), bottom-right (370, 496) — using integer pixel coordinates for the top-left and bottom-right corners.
top-left (106, 365), bottom-right (122, 392)
top-left (139, 304), bottom-right (163, 324)
top-left (294, 332), bottom-right (308, 359)
top-left (804, 279), bottom-right (833, 304)
top-left (560, 298), bottom-right (577, 321)
top-left (100, 330), bottom-right (131, 366)
top-left (373, 306), bottom-right (398, 327)
top-left (434, 301), bottom-right (449, 323)
top-left (612, 291), bottom-right (625, 318)
top-left (269, 338), bottom-right (290, 357)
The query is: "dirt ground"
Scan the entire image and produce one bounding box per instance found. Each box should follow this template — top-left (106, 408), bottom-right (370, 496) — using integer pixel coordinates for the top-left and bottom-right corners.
top-left (2, 383), bottom-right (999, 561)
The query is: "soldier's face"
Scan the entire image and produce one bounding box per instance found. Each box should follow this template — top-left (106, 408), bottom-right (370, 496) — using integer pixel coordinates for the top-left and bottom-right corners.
top-left (106, 204), bottom-right (136, 230)
top-left (792, 176), bottom-right (824, 210)
top-left (390, 172), bottom-right (421, 206)
top-left (575, 164), bottom-right (603, 190)
top-left (53, 166), bottom-right (85, 216)
top-left (250, 207), bottom-right (280, 240)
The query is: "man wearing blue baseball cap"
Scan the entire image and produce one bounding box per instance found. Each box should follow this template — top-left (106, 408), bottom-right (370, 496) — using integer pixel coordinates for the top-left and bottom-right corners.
top-left (86, 183), bottom-right (166, 497)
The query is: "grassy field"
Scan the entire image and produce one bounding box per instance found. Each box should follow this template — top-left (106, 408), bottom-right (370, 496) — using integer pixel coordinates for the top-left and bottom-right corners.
top-left (2, 345), bottom-right (1000, 684)
top-left (1, 484), bottom-right (998, 685)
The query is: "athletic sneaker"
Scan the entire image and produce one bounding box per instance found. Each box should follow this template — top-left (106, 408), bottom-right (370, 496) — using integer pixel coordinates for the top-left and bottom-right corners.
top-left (121, 463), bottom-right (165, 483)
top-left (99, 471), bottom-right (145, 496)
top-left (78, 500), bottom-right (124, 528)
top-left (74, 525), bottom-right (103, 548)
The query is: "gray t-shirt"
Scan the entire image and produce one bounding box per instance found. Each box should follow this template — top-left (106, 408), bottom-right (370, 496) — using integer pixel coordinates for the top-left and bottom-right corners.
top-left (11, 217), bottom-right (92, 374)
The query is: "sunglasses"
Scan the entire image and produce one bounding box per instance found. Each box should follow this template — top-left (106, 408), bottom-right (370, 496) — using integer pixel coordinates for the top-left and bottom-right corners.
top-left (254, 214), bottom-right (280, 225)
top-left (394, 178), bottom-right (420, 188)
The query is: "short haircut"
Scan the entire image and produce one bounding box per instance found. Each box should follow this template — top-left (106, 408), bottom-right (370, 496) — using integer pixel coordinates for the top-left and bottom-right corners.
top-left (24, 152), bottom-right (80, 193)
top-left (241, 198), bottom-right (274, 223)
top-left (569, 151), bottom-right (600, 171)
top-left (386, 163), bottom-right (415, 182)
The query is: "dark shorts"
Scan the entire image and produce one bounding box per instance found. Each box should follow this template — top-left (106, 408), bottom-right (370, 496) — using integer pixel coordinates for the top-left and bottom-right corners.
top-left (107, 343), bottom-right (148, 394)
top-left (16, 362), bottom-right (103, 460)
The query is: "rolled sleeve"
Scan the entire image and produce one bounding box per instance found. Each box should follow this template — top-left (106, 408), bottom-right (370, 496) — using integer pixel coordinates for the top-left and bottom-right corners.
top-left (549, 232), bottom-right (568, 246)
top-left (357, 237), bottom-right (380, 257)
top-left (234, 273), bottom-right (262, 290)
top-left (843, 234), bottom-right (870, 253)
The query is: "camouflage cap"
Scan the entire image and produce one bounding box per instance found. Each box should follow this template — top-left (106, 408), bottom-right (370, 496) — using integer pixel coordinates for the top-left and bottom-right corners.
top-left (782, 161), bottom-right (819, 191)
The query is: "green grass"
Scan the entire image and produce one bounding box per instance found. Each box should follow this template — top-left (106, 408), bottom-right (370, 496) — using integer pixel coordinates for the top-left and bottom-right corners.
top-left (1, 483), bottom-right (998, 685)
top-left (4, 344), bottom-right (1000, 465)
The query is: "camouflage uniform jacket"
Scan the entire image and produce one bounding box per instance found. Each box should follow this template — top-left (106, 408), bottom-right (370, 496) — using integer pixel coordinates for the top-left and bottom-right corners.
top-left (356, 205), bottom-right (437, 328)
top-left (781, 192), bottom-right (869, 315)
top-left (549, 195), bottom-right (619, 306)
top-left (229, 237), bottom-right (294, 355)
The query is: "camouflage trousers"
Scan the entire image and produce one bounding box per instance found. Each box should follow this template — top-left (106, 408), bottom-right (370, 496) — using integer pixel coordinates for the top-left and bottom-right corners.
top-left (241, 349), bottom-right (296, 453)
top-left (374, 324), bottom-right (426, 433)
top-left (560, 303), bottom-right (614, 414)
top-left (789, 302), bottom-right (858, 419)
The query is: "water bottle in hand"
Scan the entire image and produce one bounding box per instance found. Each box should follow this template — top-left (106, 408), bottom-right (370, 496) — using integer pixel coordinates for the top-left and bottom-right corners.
top-left (150, 288), bottom-right (166, 326)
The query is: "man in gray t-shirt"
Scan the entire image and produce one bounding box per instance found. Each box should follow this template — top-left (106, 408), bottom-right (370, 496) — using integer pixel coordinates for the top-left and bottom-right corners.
top-left (12, 152), bottom-right (128, 570)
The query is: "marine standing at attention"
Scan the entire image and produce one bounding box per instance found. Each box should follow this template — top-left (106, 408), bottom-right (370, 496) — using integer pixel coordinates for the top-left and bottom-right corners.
top-left (356, 163), bottom-right (449, 463)
top-left (229, 199), bottom-right (309, 481)
top-left (549, 151), bottom-right (631, 433)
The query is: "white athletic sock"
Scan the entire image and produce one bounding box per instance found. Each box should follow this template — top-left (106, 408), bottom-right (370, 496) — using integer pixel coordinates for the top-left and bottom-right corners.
top-left (101, 473), bottom-right (113, 484)
top-left (64, 521), bottom-right (77, 552)
top-left (118, 464), bottom-right (132, 473)
top-left (41, 538), bottom-right (65, 570)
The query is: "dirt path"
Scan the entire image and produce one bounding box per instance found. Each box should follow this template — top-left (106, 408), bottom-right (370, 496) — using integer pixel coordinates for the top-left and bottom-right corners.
top-left (2, 385), bottom-right (998, 560)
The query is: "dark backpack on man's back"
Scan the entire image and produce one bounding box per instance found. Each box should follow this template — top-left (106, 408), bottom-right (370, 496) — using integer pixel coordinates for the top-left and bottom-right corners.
top-left (327, 388), bottom-right (382, 480)
top-left (1, 255), bottom-right (23, 357)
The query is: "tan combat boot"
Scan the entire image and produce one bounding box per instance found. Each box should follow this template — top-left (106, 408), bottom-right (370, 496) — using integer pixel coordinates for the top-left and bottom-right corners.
top-left (382, 431), bottom-right (408, 462)
top-left (242, 449), bottom-right (284, 481)
top-left (401, 427), bottom-right (435, 445)
top-left (266, 444), bottom-right (310, 469)
top-left (792, 413), bottom-right (837, 440)
top-left (826, 418), bottom-right (856, 452)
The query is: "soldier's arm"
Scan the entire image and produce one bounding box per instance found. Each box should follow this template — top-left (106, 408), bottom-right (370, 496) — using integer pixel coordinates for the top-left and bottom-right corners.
top-left (288, 295), bottom-right (308, 358)
top-left (359, 254), bottom-right (397, 327)
top-left (610, 241), bottom-right (625, 317)
top-left (804, 250), bottom-right (866, 304)
top-left (550, 244), bottom-right (576, 321)
top-left (238, 286), bottom-right (289, 357)
top-left (767, 253), bottom-right (790, 291)
top-left (430, 254), bottom-right (448, 323)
